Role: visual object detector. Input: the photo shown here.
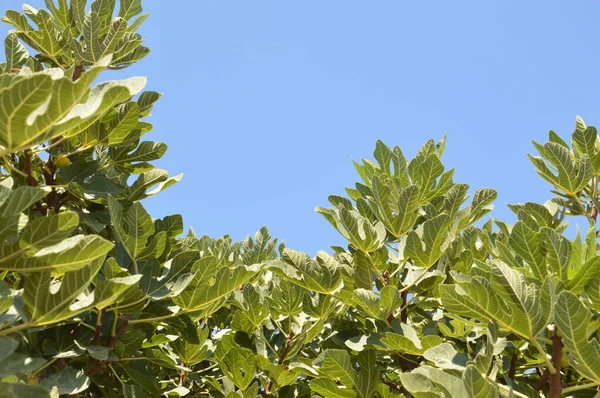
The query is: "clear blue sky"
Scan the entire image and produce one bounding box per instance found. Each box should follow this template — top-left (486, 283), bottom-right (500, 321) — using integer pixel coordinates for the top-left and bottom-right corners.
top-left (3, 1), bottom-right (600, 254)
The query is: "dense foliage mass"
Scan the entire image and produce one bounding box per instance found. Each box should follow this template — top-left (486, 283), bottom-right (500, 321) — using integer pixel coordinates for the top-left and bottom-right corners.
top-left (1, 1), bottom-right (600, 397)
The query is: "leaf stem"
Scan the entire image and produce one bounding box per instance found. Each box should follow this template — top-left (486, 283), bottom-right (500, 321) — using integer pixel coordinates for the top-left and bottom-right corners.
top-left (0, 322), bottom-right (31, 336)
top-left (259, 328), bottom-right (278, 358)
top-left (79, 322), bottom-right (96, 332)
top-left (272, 320), bottom-right (288, 339)
top-left (537, 337), bottom-right (553, 345)
top-left (562, 382), bottom-right (599, 394)
top-left (111, 310), bottom-right (119, 337)
top-left (366, 252), bottom-right (387, 286)
top-left (29, 357), bottom-right (57, 377)
top-left (487, 379), bottom-right (529, 398)
top-left (32, 136), bottom-right (68, 153)
top-left (93, 309), bottom-right (104, 344)
top-left (399, 267), bottom-right (430, 293)
top-left (190, 362), bottom-right (219, 374)
top-left (531, 339), bottom-right (557, 374)
top-left (571, 194), bottom-right (593, 223)
top-left (398, 293), bottom-right (418, 314)
top-left (107, 315), bottom-right (132, 349)
top-left (384, 242), bottom-right (399, 252)
top-left (129, 309), bottom-right (189, 325)
top-left (108, 364), bottom-right (124, 385)
top-left (2, 156), bottom-right (28, 178)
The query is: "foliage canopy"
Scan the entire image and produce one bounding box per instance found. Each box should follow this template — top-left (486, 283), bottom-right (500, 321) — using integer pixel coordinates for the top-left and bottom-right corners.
top-left (1, 1), bottom-right (600, 397)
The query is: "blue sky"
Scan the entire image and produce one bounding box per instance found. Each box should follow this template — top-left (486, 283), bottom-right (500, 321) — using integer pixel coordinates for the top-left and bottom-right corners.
top-left (3, 1), bottom-right (600, 254)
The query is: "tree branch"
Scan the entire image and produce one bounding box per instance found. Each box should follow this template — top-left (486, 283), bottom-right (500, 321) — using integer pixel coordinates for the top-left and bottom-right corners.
top-left (548, 331), bottom-right (563, 398)
top-left (107, 315), bottom-right (132, 349)
top-left (265, 330), bottom-right (295, 394)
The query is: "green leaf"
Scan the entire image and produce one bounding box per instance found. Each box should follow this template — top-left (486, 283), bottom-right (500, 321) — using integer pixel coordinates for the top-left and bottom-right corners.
top-left (572, 125), bottom-right (597, 158)
top-left (4, 33), bottom-right (28, 70)
top-left (370, 176), bottom-right (420, 238)
top-left (43, 0), bottom-right (71, 31)
top-left (555, 291), bottom-right (600, 383)
top-left (122, 384), bottom-right (145, 398)
top-left (231, 284), bottom-right (269, 334)
top-left (85, 345), bottom-right (109, 361)
top-left (0, 353), bottom-right (45, 378)
top-left (399, 371), bottom-right (442, 398)
top-left (93, 273), bottom-right (142, 310)
top-left (443, 183), bottom-right (469, 217)
top-left (140, 251), bottom-right (199, 300)
top-left (119, 0), bottom-right (142, 21)
top-left (172, 327), bottom-right (211, 365)
top-left (316, 349), bottom-right (356, 389)
top-left (373, 140), bottom-right (393, 173)
top-left (408, 153), bottom-right (445, 203)
top-left (2, 9), bottom-right (67, 58)
top-left (405, 214), bottom-right (451, 268)
top-left (214, 336), bottom-right (257, 390)
top-left (423, 343), bottom-right (467, 371)
top-left (23, 256), bottom-right (103, 326)
top-left (107, 196), bottom-right (154, 262)
top-left (0, 336), bottom-right (18, 361)
top-left (567, 256), bottom-right (600, 294)
top-left (124, 168), bottom-right (181, 201)
top-left (0, 56), bottom-right (146, 156)
top-left (529, 141), bottom-right (592, 195)
top-left (355, 350), bottom-right (379, 398)
top-left (173, 264), bottom-right (259, 312)
top-left (462, 364), bottom-right (499, 398)
top-left (509, 221), bottom-right (546, 280)
top-left (0, 383), bottom-right (50, 398)
top-left (3, 234), bottom-right (113, 272)
top-left (401, 366), bottom-right (468, 398)
top-left (380, 323), bottom-right (442, 356)
top-left (310, 378), bottom-right (356, 398)
top-left (114, 362), bottom-right (158, 395)
top-left (281, 249), bottom-right (343, 294)
top-left (267, 279), bottom-right (303, 318)
top-left (340, 207), bottom-right (386, 252)
top-left (19, 212), bottom-right (79, 248)
top-left (94, 102), bottom-right (140, 145)
top-left (352, 286), bottom-right (401, 321)
top-left (440, 269), bottom-right (544, 341)
top-left (492, 262), bottom-right (554, 337)
top-left (352, 251), bottom-right (374, 289)
top-left (540, 227), bottom-right (570, 282)
top-left (0, 186), bottom-right (45, 217)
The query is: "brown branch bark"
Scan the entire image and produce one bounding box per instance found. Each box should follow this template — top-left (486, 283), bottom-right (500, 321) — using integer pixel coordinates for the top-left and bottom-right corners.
top-left (265, 330), bottom-right (295, 395)
top-left (535, 369), bottom-right (550, 391)
top-left (382, 377), bottom-right (413, 398)
top-left (85, 315), bottom-right (132, 377)
top-left (107, 315), bottom-right (132, 349)
top-left (508, 351), bottom-right (518, 380)
top-left (72, 64), bottom-right (84, 82)
top-left (23, 150), bottom-right (47, 215)
top-left (400, 291), bottom-right (408, 323)
top-left (548, 332), bottom-right (563, 398)
top-left (42, 158), bottom-right (63, 213)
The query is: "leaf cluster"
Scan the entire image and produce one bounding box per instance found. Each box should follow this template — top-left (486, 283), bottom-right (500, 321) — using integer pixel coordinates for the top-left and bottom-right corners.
top-left (1, 1), bottom-right (600, 397)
